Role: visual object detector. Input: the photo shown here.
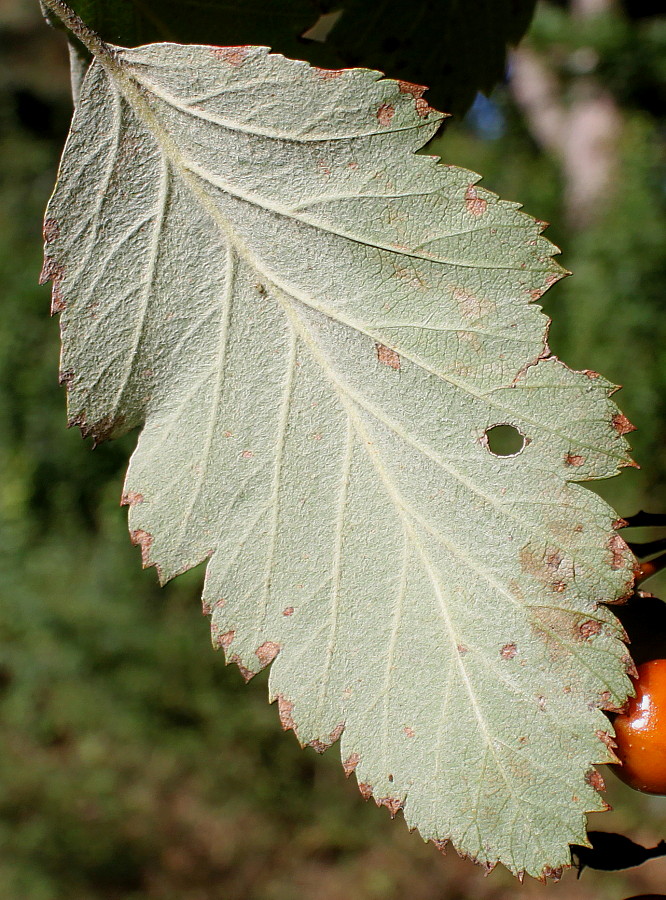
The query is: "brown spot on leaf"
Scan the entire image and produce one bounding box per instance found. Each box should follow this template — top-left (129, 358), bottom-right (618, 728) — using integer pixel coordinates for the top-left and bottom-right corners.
top-left (622, 654), bottom-right (638, 679)
top-left (431, 839), bottom-right (448, 854)
top-left (276, 694), bottom-right (296, 731)
top-left (537, 695), bottom-right (546, 710)
top-left (585, 769), bottom-right (606, 792)
top-left (230, 654), bottom-right (254, 682)
top-left (613, 517), bottom-right (628, 530)
top-left (58, 369), bottom-right (74, 388)
top-left (40, 256), bottom-right (66, 313)
top-left (577, 619), bottom-right (602, 641)
top-left (519, 546), bottom-right (565, 588)
top-left (67, 411), bottom-right (126, 446)
top-left (358, 782), bottom-right (373, 800)
top-left (565, 453), bottom-right (585, 467)
top-left (609, 533), bottom-right (629, 570)
top-left (457, 644), bottom-right (468, 655)
top-left (397, 80), bottom-right (432, 117)
top-left (594, 690), bottom-right (628, 714)
top-left (540, 867), bottom-right (563, 884)
top-left (120, 491), bottom-right (144, 507)
top-left (43, 218), bottom-right (60, 242)
top-left (308, 722), bottom-right (344, 753)
top-left (583, 369), bottom-right (601, 379)
top-left (596, 729), bottom-right (620, 763)
top-left (312, 66), bottom-right (344, 79)
top-left (282, 606), bottom-right (294, 617)
top-left (241, 450), bottom-right (254, 459)
top-left (465, 185), bottom-right (488, 217)
top-left (343, 752), bottom-right (360, 776)
top-left (403, 726), bottom-right (415, 738)
top-left (214, 629), bottom-right (235, 651)
top-left (551, 580), bottom-right (567, 593)
top-left (500, 643), bottom-right (517, 660)
top-left (377, 796), bottom-right (402, 818)
top-left (375, 343), bottom-right (400, 370)
top-left (130, 529), bottom-right (153, 568)
top-left (255, 641), bottom-right (281, 667)
top-left (376, 103), bottom-right (395, 126)
top-left (612, 413), bottom-right (636, 436)
top-left (574, 524), bottom-right (584, 533)
top-left (210, 46), bottom-right (251, 65)
top-left (203, 596), bottom-right (224, 615)
top-left (545, 549), bottom-right (563, 570)
top-left (454, 287), bottom-right (492, 321)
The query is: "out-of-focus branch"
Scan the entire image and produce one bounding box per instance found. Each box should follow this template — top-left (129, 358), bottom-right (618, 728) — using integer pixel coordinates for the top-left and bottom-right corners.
top-left (509, 0), bottom-right (622, 228)
top-left (509, 47), bottom-right (565, 155)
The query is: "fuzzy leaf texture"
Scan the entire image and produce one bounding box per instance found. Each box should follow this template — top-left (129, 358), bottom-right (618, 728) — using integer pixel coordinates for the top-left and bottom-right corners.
top-left (41, 42), bottom-right (637, 878)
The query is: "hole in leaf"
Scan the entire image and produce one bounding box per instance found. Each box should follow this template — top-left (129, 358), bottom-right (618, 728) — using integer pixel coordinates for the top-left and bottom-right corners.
top-left (484, 424), bottom-right (526, 457)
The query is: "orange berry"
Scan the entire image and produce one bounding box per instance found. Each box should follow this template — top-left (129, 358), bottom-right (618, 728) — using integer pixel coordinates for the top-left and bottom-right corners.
top-left (613, 659), bottom-right (666, 794)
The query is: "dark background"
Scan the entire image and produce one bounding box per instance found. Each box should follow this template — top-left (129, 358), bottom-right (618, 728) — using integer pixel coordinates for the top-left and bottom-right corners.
top-left (1, 0), bottom-right (666, 897)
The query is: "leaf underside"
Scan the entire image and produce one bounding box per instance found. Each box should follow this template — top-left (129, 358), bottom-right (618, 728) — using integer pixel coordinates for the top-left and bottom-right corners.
top-left (41, 43), bottom-right (637, 878)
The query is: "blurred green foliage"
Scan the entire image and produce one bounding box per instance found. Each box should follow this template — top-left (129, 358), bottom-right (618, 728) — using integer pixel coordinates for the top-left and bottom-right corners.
top-left (2, 1), bottom-right (666, 898)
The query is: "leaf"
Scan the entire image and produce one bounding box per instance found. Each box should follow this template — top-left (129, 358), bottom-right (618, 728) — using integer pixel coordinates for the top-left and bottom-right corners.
top-left (44, 0), bottom-right (537, 116)
top-left (41, 42), bottom-right (636, 878)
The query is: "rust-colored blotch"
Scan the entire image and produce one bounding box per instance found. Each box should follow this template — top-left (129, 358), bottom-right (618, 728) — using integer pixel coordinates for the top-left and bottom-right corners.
top-left (613, 659), bottom-right (666, 794)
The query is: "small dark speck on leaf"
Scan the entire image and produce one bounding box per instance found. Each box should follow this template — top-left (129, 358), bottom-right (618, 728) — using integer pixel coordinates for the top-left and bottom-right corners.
top-left (500, 643), bottom-right (517, 659)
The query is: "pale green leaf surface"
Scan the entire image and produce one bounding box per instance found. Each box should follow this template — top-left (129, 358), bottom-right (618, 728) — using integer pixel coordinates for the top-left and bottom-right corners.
top-left (42, 44), bottom-right (636, 877)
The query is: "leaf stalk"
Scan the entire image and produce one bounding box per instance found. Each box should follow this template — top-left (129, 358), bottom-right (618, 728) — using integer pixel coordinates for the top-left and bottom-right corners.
top-left (39, 0), bottom-right (115, 63)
